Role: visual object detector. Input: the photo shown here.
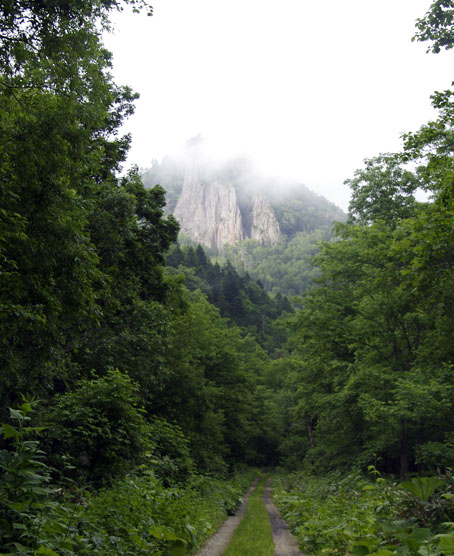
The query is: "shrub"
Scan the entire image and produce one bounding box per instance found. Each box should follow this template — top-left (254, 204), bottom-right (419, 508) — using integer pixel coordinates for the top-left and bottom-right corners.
top-left (0, 402), bottom-right (255, 555)
top-left (0, 400), bottom-right (56, 555)
top-left (44, 369), bottom-right (149, 484)
top-left (145, 417), bottom-right (195, 486)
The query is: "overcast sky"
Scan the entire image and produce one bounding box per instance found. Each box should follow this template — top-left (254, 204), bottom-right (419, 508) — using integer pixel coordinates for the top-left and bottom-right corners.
top-left (104, 0), bottom-right (453, 210)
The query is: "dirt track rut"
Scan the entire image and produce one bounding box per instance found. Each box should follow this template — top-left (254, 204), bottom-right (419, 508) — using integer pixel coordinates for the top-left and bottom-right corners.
top-left (262, 479), bottom-right (305, 556)
top-left (195, 480), bottom-right (259, 556)
top-left (195, 477), bottom-right (305, 556)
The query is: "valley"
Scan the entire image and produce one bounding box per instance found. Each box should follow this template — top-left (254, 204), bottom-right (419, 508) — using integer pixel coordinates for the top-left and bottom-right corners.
top-left (2, 1), bottom-right (454, 555)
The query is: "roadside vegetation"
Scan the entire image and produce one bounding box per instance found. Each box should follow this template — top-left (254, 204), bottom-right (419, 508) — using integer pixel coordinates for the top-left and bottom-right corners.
top-left (274, 470), bottom-right (454, 556)
top-left (0, 401), bottom-right (256, 556)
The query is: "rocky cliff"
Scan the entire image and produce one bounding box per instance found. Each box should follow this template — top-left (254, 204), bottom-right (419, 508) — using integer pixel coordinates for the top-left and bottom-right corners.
top-left (250, 194), bottom-right (280, 245)
top-left (174, 161), bottom-right (244, 249)
top-left (173, 159), bottom-right (280, 250)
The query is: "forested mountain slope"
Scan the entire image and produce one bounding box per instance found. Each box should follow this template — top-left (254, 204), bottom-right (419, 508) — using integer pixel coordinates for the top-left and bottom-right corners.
top-left (141, 153), bottom-right (346, 295)
top-left (166, 243), bottom-right (292, 352)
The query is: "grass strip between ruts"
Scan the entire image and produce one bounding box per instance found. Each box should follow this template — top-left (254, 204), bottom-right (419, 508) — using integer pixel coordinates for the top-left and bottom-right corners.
top-left (221, 478), bottom-right (274, 556)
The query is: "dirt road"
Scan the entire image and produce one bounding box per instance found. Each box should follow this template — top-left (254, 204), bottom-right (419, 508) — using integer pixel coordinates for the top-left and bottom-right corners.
top-left (195, 477), bottom-right (305, 556)
top-left (195, 480), bottom-right (259, 556)
top-left (262, 479), bottom-right (305, 556)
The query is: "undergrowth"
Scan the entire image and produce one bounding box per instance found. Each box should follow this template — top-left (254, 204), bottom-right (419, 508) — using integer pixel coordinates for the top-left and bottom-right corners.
top-left (0, 403), bottom-right (256, 555)
top-left (273, 469), bottom-right (454, 556)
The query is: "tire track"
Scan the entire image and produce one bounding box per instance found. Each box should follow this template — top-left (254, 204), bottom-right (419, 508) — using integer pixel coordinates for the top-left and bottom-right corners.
top-left (195, 479), bottom-right (260, 556)
top-left (262, 479), bottom-right (305, 556)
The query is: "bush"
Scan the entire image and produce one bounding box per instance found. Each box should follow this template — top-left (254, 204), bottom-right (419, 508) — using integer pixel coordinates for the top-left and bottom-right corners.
top-left (44, 369), bottom-right (149, 484)
top-left (273, 470), bottom-right (399, 555)
top-left (0, 401), bottom-right (56, 555)
top-left (145, 417), bottom-right (195, 486)
top-left (0, 402), bottom-right (256, 555)
top-left (415, 440), bottom-right (454, 472)
top-left (273, 470), bottom-right (454, 556)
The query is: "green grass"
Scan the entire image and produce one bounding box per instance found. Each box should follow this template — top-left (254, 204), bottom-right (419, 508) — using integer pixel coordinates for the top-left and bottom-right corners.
top-left (222, 478), bottom-right (274, 556)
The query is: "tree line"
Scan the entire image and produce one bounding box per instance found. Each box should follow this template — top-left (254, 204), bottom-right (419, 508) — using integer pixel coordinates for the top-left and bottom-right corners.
top-left (277, 0), bottom-right (454, 480)
top-left (2, 0), bottom-right (454, 505)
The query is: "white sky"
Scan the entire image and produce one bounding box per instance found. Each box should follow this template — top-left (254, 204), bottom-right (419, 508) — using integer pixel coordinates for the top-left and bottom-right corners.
top-left (104, 0), bottom-right (453, 211)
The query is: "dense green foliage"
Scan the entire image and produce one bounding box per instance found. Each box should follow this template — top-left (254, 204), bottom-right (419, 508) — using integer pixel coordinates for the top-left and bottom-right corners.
top-left (279, 157), bottom-right (454, 477)
top-left (274, 470), bottom-right (454, 556)
top-left (166, 243), bottom-right (292, 349)
top-left (44, 369), bottom-right (150, 484)
top-left (0, 401), bottom-right (256, 555)
top-left (0, 0), bottom-right (282, 475)
top-left (0, 1), bottom-right (283, 553)
top-left (218, 228), bottom-right (330, 296)
top-left (273, 2), bottom-right (454, 480)
top-left (4, 0), bottom-right (454, 554)
top-left (0, 0), bottom-right (168, 416)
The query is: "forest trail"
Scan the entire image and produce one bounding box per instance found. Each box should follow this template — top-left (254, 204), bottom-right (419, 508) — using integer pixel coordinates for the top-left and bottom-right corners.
top-left (262, 479), bottom-right (305, 556)
top-left (195, 478), bottom-right (305, 556)
top-left (195, 479), bottom-right (260, 556)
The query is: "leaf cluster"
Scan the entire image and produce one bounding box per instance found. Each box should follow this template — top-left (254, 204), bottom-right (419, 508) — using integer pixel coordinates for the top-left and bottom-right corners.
top-left (274, 471), bottom-right (454, 556)
top-left (0, 403), bottom-right (257, 555)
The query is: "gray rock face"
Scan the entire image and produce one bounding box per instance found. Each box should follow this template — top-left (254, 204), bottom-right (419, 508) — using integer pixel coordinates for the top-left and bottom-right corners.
top-left (250, 194), bottom-right (280, 245)
top-left (173, 157), bottom-right (281, 249)
top-left (174, 162), bottom-right (244, 249)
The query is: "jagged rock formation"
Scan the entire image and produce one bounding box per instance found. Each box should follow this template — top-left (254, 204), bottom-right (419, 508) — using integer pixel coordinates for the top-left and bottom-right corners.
top-left (250, 195), bottom-right (280, 245)
top-left (141, 148), bottom-right (346, 294)
top-left (174, 161), bottom-right (244, 250)
top-left (173, 155), bottom-right (281, 250)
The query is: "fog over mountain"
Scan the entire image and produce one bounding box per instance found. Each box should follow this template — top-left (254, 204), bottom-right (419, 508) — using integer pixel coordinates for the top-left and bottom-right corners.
top-left (141, 139), bottom-right (345, 294)
top-left (141, 137), bottom-right (345, 243)
top-left (103, 0), bottom-right (454, 213)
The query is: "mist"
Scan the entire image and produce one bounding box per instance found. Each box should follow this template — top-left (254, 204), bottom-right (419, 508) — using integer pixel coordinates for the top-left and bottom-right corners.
top-left (104, 0), bottom-right (454, 212)
top-left (140, 134), bottom-right (346, 232)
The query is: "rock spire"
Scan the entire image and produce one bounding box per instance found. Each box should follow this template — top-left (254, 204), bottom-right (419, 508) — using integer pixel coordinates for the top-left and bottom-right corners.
top-left (173, 146), bottom-right (280, 249)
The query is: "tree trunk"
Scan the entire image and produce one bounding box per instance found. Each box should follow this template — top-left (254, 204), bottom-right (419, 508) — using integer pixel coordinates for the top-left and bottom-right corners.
top-left (400, 419), bottom-right (409, 482)
top-left (307, 417), bottom-right (315, 449)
